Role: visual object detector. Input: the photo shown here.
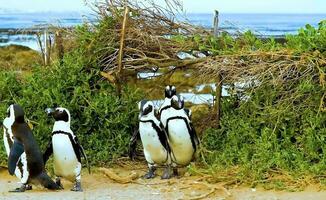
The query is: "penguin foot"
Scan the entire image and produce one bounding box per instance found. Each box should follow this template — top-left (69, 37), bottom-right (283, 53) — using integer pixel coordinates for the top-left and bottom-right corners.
top-left (143, 167), bottom-right (156, 179)
top-left (161, 167), bottom-right (172, 179)
top-left (143, 171), bottom-right (156, 179)
top-left (25, 184), bottom-right (33, 190)
top-left (71, 181), bottom-right (83, 192)
top-left (9, 184), bottom-right (28, 193)
top-left (55, 178), bottom-right (64, 189)
top-left (173, 168), bottom-right (179, 178)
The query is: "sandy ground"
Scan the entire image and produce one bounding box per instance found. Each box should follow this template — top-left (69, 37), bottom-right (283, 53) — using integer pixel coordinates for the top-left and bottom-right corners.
top-left (0, 165), bottom-right (326, 200)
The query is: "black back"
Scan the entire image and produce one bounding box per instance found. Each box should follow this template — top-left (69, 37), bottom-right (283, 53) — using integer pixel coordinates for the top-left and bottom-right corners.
top-left (11, 104), bottom-right (45, 178)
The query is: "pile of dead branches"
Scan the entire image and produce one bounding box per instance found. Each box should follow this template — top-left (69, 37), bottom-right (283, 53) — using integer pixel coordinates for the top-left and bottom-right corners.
top-left (89, 0), bottom-right (207, 75)
top-left (85, 0), bottom-right (325, 99)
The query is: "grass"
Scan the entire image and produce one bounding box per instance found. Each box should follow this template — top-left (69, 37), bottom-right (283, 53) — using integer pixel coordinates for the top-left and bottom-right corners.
top-left (0, 45), bottom-right (42, 71)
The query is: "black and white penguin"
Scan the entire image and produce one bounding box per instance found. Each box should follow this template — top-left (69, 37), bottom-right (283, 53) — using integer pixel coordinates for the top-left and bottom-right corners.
top-left (160, 95), bottom-right (199, 176)
top-left (131, 100), bottom-right (172, 179)
top-left (158, 85), bottom-right (177, 115)
top-left (2, 105), bottom-right (32, 192)
top-left (158, 85), bottom-right (191, 119)
top-left (43, 107), bottom-right (89, 192)
top-left (7, 104), bottom-right (60, 192)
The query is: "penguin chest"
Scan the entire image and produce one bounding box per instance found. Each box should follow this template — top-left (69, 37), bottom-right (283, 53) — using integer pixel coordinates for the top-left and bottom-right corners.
top-left (139, 123), bottom-right (168, 164)
top-left (3, 129), bottom-right (12, 156)
top-left (168, 120), bottom-right (194, 165)
top-left (52, 134), bottom-right (79, 179)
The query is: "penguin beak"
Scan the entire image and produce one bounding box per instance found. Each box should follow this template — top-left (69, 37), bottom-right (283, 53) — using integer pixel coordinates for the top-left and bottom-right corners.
top-left (178, 101), bottom-right (183, 109)
top-left (168, 91), bottom-right (173, 98)
top-left (45, 108), bottom-right (54, 116)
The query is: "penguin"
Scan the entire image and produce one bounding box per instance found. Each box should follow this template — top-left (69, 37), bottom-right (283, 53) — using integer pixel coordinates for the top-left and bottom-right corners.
top-left (7, 104), bottom-right (60, 192)
top-left (2, 105), bottom-right (32, 192)
top-left (43, 107), bottom-right (89, 192)
top-left (160, 95), bottom-right (199, 176)
top-left (158, 85), bottom-right (191, 119)
top-left (158, 85), bottom-right (177, 116)
top-left (130, 100), bottom-right (172, 179)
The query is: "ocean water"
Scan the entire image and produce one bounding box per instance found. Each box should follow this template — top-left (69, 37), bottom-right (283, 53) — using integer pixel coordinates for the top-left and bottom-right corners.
top-left (0, 12), bottom-right (325, 50)
top-left (0, 12), bottom-right (85, 29)
top-left (186, 13), bottom-right (326, 36)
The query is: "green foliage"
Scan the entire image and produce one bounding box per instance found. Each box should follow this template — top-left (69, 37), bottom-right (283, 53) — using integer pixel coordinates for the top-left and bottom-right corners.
top-left (74, 15), bottom-right (119, 70)
top-left (286, 20), bottom-right (326, 54)
top-left (202, 80), bottom-right (326, 182)
top-left (0, 50), bottom-right (141, 166)
top-left (0, 45), bottom-right (41, 71)
top-left (194, 22), bottom-right (326, 186)
top-left (186, 30), bottom-right (282, 55)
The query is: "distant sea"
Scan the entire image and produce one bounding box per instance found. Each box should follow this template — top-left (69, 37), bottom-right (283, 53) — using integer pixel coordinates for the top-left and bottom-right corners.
top-left (0, 12), bottom-right (325, 50)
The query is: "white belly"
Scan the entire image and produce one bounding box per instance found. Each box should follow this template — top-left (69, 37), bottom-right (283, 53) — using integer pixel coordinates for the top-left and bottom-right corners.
top-left (3, 129), bottom-right (11, 157)
top-left (139, 122), bottom-right (168, 165)
top-left (168, 120), bottom-right (194, 166)
top-left (3, 129), bottom-right (29, 183)
top-left (52, 134), bottom-right (79, 180)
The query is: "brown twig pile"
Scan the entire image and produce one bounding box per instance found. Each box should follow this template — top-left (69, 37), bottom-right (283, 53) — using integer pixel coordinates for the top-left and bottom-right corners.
top-left (90, 0), bottom-right (207, 77)
top-left (90, 0), bottom-right (324, 91)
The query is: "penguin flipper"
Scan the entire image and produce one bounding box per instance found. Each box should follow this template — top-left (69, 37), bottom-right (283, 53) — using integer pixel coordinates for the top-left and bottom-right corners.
top-left (43, 139), bottom-right (53, 165)
top-left (79, 143), bottom-right (91, 174)
top-left (189, 122), bottom-right (200, 151)
top-left (189, 122), bottom-right (200, 146)
top-left (8, 139), bottom-right (24, 175)
top-left (129, 129), bottom-right (140, 160)
top-left (74, 136), bottom-right (91, 174)
top-left (158, 122), bottom-right (171, 153)
top-left (37, 172), bottom-right (61, 190)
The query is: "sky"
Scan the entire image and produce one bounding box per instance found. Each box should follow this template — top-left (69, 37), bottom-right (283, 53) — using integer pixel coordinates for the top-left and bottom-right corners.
top-left (0, 0), bottom-right (325, 14)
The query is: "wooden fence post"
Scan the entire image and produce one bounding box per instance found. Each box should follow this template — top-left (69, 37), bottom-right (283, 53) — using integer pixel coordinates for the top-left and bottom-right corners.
top-left (44, 29), bottom-right (49, 65)
top-left (214, 10), bottom-right (222, 128)
top-left (116, 5), bottom-right (129, 97)
top-left (55, 30), bottom-right (64, 65)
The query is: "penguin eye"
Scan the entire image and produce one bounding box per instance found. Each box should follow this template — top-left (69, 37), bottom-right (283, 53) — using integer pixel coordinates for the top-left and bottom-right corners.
top-left (143, 105), bottom-right (153, 115)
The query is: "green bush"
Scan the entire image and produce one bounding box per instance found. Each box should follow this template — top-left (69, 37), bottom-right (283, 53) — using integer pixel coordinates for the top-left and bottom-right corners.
top-left (202, 81), bottom-right (326, 181)
top-left (0, 50), bottom-right (141, 166)
top-left (286, 20), bottom-right (326, 54)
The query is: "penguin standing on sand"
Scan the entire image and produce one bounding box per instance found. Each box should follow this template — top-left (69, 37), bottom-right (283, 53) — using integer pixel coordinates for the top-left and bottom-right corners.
top-left (130, 101), bottom-right (172, 179)
top-left (7, 104), bottom-right (60, 192)
top-left (43, 107), bottom-right (89, 192)
top-left (160, 95), bottom-right (199, 176)
top-left (2, 105), bottom-right (32, 192)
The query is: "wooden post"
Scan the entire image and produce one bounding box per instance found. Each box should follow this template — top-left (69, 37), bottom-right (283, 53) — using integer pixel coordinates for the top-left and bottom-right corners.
top-left (55, 31), bottom-right (64, 65)
top-left (44, 29), bottom-right (49, 65)
top-left (214, 10), bottom-right (222, 128)
top-left (116, 5), bottom-right (129, 97)
top-left (213, 10), bottom-right (219, 37)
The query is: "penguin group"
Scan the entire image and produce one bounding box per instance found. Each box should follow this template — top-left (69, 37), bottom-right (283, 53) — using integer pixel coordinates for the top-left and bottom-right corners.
top-left (130, 85), bottom-right (199, 179)
top-left (1, 104), bottom-right (89, 192)
top-left (1, 85), bottom-right (198, 193)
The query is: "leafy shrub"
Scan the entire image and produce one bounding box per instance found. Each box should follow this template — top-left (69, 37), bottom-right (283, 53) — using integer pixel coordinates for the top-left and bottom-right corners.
top-left (0, 50), bottom-right (141, 166)
top-left (202, 81), bottom-right (326, 181)
top-left (286, 20), bottom-right (326, 54)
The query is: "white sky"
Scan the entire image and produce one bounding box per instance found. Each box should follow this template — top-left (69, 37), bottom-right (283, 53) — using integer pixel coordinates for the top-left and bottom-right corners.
top-left (0, 0), bottom-right (325, 14)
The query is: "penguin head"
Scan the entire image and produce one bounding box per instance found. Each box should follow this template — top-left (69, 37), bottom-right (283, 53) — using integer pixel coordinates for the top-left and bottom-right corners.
top-left (138, 100), bottom-right (154, 118)
top-left (8, 104), bottom-right (25, 124)
top-left (49, 107), bottom-right (71, 123)
top-left (165, 85), bottom-right (176, 98)
top-left (3, 104), bottom-right (16, 128)
top-left (171, 95), bottom-right (185, 110)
